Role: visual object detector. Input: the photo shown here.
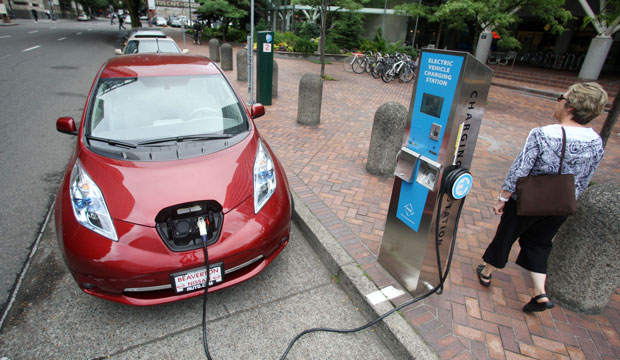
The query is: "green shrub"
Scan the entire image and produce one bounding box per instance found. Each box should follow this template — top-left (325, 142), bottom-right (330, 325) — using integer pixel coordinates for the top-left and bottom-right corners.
top-left (295, 22), bottom-right (320, 39)
top-left (226, 28), bottom-right (247, 43)
top-left (274, 31), bottom-right (299, 47)
top-left (203, 27), bottom-right (222, 39)
top-left (358, 39), bottom-right (378, 53)
top-left (329, 12), bottom-right (364, 50)
top-left (325, 40), bottom-right (341, 54)
top-left (294, 38), bottom-right (317, 53)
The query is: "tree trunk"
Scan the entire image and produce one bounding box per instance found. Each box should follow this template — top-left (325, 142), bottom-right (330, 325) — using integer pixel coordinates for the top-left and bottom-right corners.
top-left (600, 85), bottom-right (619, 148)
top-left (223, 18), bottom-right (229, 42)
top-left (319, 1), bottom-right (326, 78)
top-left (436, 22), bottom-right (442, 48)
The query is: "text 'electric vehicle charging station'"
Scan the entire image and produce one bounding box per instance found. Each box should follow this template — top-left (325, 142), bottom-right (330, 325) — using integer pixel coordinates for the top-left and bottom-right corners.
top-left (379, 49), bottom-right (493, 296)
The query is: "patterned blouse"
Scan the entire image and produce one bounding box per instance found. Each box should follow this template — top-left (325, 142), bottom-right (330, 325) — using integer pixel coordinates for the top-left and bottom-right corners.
top-left (502, 124), bottom-right (604, 199)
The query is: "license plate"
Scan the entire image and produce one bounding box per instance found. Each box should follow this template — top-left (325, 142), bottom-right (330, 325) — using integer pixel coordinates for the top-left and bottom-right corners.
top-left (170, 263), bottom-right (223, 294)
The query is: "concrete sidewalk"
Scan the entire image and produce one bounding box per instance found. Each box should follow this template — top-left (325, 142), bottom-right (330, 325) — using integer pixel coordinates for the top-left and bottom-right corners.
top-left (172, 32), bottom-right (620, 359)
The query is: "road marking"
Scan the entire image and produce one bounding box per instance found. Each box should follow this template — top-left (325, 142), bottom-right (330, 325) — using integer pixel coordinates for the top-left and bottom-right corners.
top-left (0, 55), bottom-right (10, 60)
top-left (22, 45), bottom-right (41, 52)
top-left (0, 35), bottom-right (11, 39)
top-left (50, 27), bottom-right (57, 29)
top-left (58, 37), bottom-right (66, 41)
top-left (28, 30), bottom-right (39, 33)
top-left (76, 32), bottom-right (82, 35)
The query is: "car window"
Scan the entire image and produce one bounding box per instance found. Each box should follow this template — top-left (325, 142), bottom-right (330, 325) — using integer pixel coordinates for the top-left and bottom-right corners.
top-left (124, 40), bottom-right (180, 54)
top-left (124, 40), bottom-right (139, 54)
top-left (88, 75), bottom-right (249, 141)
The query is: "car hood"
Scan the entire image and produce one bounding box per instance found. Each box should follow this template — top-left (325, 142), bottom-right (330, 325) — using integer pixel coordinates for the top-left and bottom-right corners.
top-left (78, 134), bottom-right (257, 227)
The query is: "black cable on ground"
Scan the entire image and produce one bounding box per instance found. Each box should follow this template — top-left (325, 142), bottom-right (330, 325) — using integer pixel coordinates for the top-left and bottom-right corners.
top-left (278, 170), bottom-right (468, 360)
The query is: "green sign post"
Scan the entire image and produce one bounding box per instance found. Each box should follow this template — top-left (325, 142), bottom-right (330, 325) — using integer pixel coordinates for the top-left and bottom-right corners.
top-left (256, 31), bottom-right (274, 106)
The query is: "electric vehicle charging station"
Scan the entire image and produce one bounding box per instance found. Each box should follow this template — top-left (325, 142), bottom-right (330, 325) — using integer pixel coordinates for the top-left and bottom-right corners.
top-left (378, 49), bottom-right (493, 296)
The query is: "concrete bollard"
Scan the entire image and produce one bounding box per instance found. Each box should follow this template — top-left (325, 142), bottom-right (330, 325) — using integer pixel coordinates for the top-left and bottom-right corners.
top-left (237, 49), bottom-right (248, 82)
top-left (272, 59), bottom-right (278, 98)
top-left (220, 43), bottom-right (233, 70)
top-left (546, 183), bottom-right (620, 314)
top-left (209, 38), bottom-right (220, 62)
top-left (366, 102), bottom-right (408, 176)
top-left (297, 73), bottom-right (323, 126)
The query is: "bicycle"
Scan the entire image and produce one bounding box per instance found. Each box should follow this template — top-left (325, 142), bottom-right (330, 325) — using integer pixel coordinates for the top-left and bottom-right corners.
top-left (343, 52), bottom-right (364, 72)
top-left (381, 54), bottom-right (411, 83)
top-left (398, 57), bottom-right (417, 83)
top-left (352, 51), bottom-right (375, 74)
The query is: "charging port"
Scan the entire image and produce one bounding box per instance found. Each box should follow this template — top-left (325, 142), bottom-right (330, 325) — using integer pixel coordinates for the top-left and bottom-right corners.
top-left (155, 201), bottom-right (223, 252)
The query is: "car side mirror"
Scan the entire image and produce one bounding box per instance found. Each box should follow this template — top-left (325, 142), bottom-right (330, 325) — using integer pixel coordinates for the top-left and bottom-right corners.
top-left (251, 104), bottom-right (265, 119)
top-left (56, 116), bottom-right (78, 135)
top-left (182, 49), bottom-right (189, 54)
top-left (114, 49), bottom-right (123, 55)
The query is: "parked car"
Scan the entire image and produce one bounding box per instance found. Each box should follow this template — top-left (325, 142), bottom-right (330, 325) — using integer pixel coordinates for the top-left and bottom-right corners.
top-left (115, 30), bottom-right (189, 54)
top-left (77, 13), bottom-right (89, 21)
top-left (153, 16), bottom-right (167, 26)
top-left (167, 15), bottom-right (181, 27)
top-left (54, 54), bottom-right (292, 305)
top-left (177, 15), bottom-right (192, 27)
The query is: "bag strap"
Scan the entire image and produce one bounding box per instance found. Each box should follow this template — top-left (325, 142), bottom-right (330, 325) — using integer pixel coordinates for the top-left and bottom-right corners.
top-left (559, 126), bottom-right (566, 174)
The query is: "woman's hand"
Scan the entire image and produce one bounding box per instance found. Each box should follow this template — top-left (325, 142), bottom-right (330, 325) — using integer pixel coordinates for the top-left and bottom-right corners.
top-left (493, 200), bottom-right (506, 215)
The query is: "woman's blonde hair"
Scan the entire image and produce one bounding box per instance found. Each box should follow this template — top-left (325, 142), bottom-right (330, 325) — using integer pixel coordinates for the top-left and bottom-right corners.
top-left (565, 82), bottom-right (609, 125)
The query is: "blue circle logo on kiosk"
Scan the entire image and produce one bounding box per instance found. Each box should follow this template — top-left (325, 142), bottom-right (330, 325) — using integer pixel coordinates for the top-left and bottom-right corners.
top-left (452, 173), bottom-right (472, 199)
top-left (266, 34), bottom-right (273, 43)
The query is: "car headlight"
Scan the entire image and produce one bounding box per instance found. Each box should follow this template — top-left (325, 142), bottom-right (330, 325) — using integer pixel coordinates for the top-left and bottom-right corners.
top-left (69, 160), bottom-right (118, 241)
top-left (253, 139), bottom-right (276, 214)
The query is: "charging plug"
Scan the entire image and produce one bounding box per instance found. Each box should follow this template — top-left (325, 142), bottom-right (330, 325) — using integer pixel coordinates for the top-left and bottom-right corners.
top-left (197, 217), bottom-right (208, 238)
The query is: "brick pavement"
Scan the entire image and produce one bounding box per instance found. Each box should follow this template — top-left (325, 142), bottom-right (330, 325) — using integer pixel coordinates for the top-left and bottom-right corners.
top-left (174, 34), bottom-right (620, 359)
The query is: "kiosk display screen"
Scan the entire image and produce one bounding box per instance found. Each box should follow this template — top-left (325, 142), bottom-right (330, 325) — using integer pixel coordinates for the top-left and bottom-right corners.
top-left (420, 93), bottom-right (444, 118)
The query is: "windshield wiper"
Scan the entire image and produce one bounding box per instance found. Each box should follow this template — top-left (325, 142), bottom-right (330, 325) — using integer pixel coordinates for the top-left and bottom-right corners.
top-left (86, 135), bottom-right (137, 149)
top-left (137, 133), bottom-right (233, 146)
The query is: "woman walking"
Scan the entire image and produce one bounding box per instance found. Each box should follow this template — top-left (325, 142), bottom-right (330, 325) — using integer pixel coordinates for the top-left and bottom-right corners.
top-left (477, 82), bottom-right (608, 312)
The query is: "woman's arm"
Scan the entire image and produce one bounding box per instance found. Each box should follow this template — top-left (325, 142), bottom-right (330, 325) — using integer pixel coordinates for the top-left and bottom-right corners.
top-left (502, 128), bottom-right (540, 195)
top-left (493, 190), bottom-right (513, 215)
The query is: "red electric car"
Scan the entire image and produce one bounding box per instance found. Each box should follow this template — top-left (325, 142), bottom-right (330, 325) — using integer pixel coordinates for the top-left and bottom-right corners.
top-left (54, 54), bottom-right (292, 305)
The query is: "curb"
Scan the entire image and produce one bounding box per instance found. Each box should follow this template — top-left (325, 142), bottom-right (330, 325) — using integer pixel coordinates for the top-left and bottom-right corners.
top-left (291, 190), bottom-right (439, 360)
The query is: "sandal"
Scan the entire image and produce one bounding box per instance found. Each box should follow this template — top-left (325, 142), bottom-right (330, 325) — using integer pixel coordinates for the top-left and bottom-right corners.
top-left (523, 294), bottom-right (555, 313)
top-left (476, 264), bottom-right (492, 287)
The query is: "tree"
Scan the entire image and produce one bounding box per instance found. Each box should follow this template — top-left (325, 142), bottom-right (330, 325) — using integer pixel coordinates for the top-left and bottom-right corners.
top-left (397, 0), bottom-right (572, 62)
top-left (196, 0), bottom-right (248, 41)
top-left (293, 0), bottom-right (366, 77)
top-left (600, 81), bottom-right (619, 148)
top-left (330, 11), bottom-right (364, 50)
top-left (577, 0), bottom-right (620, 79)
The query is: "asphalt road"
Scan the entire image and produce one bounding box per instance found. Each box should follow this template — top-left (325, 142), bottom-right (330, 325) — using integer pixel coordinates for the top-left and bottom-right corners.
top-left (0, 19), bottom-right (124, 319)
top-left (0, 216), bottom-right (396, 359)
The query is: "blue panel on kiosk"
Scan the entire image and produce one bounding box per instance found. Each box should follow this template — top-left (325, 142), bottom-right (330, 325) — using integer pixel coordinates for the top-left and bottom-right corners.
top-left (396, 52), bottom-right (464, 232)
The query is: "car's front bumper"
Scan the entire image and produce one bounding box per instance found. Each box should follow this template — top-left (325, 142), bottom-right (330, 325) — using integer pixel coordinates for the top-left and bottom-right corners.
top-left (55, 186), bottom-right (291, 306)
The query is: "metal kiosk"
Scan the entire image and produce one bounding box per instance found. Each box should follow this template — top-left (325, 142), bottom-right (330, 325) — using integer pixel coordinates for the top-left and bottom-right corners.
top-left (378, 49), bottom-right (493, 295)
top-left (256, 31), bottom-right (274, 106)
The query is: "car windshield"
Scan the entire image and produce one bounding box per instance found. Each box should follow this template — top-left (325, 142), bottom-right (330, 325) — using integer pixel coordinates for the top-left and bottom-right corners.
top-left (88, 75), bottom-right (249, 142)
top-left (124, 39), bottom-right (180, 54)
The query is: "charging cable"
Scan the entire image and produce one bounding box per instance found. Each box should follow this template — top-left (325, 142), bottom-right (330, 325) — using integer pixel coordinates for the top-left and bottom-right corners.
top-left (197, 217), bottom-right (213, 360)
top-left (196, 167), bottom-right (470, 360)
top-left (278, 167), bottom-right (469, 359)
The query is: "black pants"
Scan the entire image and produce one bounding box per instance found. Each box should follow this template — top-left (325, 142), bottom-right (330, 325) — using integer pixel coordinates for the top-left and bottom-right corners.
top-left (482, 198), bottom-right (567, 274)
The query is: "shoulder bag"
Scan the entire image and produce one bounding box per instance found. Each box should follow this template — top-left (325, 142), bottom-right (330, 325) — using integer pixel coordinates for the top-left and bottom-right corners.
top-left (516, 127), bottom-right (576, 216)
